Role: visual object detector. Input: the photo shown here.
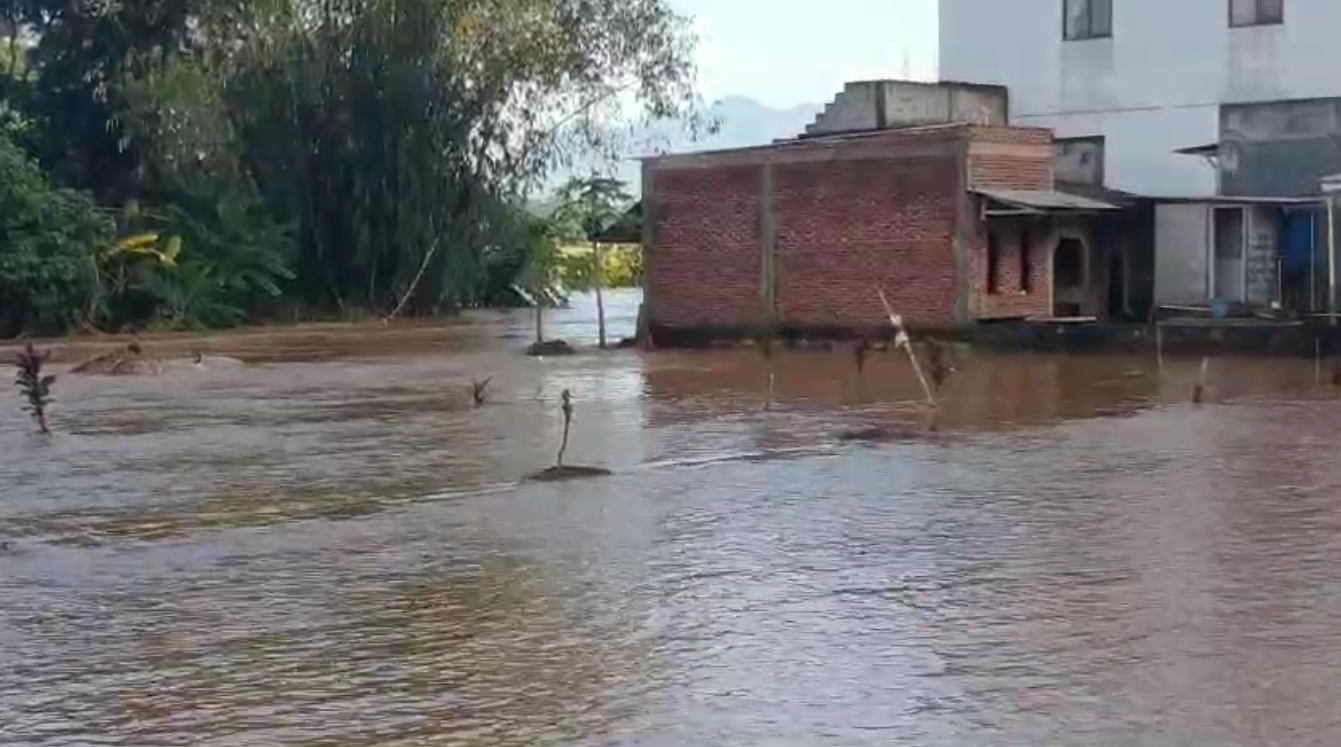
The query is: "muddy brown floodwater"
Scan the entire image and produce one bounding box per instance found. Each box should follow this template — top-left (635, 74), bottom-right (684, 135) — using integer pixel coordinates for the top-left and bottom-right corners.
top-left (5, 289), bottom-right (1341, 746)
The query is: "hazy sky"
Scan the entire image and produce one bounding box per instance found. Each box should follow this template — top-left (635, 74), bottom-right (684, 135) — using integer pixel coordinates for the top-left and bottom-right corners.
top-left (675, 0), bottom-right (939, 108)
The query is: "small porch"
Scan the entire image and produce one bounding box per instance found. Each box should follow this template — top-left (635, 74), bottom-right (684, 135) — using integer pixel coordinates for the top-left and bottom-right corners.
top-left (974, 187), bottom-right (1144, 323)
top-left (1152, 196), bottom-right (1330, 318)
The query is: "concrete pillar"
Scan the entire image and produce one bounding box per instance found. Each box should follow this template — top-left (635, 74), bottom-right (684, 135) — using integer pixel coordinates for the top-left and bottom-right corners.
top-left (760, 163), bottom-right (777, 325)
top-left (639, 163), bottom-right (656, 348)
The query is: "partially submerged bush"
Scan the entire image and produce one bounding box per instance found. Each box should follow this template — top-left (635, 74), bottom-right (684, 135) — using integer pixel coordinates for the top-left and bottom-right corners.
top-left (14, 344), bottom-right (54, 435)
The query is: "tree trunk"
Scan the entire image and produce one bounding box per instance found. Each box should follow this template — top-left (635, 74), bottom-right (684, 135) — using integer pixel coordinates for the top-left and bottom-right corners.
top-left (534, 302), bottom-right (544, 344)
top-left (593, 239), bottom-right (607, 349)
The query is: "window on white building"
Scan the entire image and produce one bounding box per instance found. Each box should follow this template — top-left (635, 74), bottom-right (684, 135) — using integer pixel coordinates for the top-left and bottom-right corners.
top-left (1064, 0), bottom-right (1112, 40)
top-left (1231, 0), bottom-right (1284, 27)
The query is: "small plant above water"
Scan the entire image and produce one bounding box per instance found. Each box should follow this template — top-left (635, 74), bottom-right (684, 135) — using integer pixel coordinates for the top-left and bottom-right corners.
top-left (558, 388), bottom-right (574, 465)
top-left (469, 377), bottom-right (491, 407)
top-left (15, 344), bottom-right (55, 435)
top-left (525, 387), bottom-right (611, 481)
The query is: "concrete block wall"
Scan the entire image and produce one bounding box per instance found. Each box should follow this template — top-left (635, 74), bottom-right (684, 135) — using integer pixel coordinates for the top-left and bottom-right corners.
top-left (1245, 205), bottom-right (1278, 306)
top-left (804, 80), bottom-right (1008, 137)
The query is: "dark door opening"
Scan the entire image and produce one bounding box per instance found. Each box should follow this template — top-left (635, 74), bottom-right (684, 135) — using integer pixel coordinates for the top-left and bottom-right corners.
top-left (1053, 237), bottom-right (1085, 317)
top-left (1107, 251), bottom-right (1126, 320)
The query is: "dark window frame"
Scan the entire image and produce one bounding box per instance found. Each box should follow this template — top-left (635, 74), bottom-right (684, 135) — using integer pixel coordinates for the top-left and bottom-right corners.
top-left (986, 231), bottom-right (1001, 295)
top-left (1230, 0), bottom-right (1284, 27)
top-left (1019, 226), bottom-right (1033, 294)
top-left (1063, 0), bottom-right (1112, 41)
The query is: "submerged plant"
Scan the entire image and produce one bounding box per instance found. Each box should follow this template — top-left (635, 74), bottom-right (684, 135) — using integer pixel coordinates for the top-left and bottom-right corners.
top-left (754, 319), bottom-right (780, 411)
top-left (852, 338), bottom-right (871, 403)
top-left (469, 377), bottom-right (492, 406)
top-left (926, 339), bottom-right (950, 390)
top-left (14, 344), bottom-right (55, 434)
top-left (853, 338), bottom-right (870, 376)
top-left (557, 389), bottom-right (574, 466)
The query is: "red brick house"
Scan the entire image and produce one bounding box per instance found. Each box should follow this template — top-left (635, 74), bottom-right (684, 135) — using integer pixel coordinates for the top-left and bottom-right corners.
top-left (639, 122), bottom-right (1124, 345)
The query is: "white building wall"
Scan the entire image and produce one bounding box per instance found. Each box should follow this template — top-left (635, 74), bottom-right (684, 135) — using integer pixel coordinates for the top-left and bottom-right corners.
top-left (938, 0), bottom-right (1341, 197)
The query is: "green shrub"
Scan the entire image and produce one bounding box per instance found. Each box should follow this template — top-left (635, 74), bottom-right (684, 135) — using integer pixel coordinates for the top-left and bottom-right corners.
top-left (0, 136), bottom-right (115, 337)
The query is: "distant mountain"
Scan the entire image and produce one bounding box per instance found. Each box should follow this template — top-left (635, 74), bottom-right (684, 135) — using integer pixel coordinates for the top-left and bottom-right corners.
top-left (546, 96), bottom-right (823, 197)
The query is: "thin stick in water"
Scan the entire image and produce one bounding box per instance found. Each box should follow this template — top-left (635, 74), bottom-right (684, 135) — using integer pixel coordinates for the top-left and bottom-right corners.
top-left (1192, 356), bottom-right (1208, 404)
top-left (1155, 322), bottom-right (1164, 372)
top-left (558, 389), bottom-right (573, 466)
top-left (876, 287), bottom-right (936, 407)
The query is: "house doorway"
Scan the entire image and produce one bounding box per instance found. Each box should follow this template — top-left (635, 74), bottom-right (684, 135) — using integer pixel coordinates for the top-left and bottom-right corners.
top-left (1052, 237), bottom-right (1085, 317)
top-left (1213, 207), bottom-right (1246, 302)
top-left (1107, 250), bottom-right (1126, 319)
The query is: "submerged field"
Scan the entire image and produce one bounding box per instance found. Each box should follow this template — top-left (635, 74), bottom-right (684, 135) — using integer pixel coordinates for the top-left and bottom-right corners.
top-left (4, 289), bottom-right (1341, 746)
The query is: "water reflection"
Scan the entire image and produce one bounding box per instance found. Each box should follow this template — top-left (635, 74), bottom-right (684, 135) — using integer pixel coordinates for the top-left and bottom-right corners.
top-left (5, 291), bottom-right (1341, 745)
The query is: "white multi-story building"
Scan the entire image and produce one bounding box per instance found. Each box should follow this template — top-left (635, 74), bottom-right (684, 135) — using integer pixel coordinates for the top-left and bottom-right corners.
top-left (938, 0), bottom-right (1341, 198)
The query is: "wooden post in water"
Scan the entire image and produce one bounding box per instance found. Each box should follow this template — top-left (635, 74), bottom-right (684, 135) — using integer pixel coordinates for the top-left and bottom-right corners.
top-left (1192, 357), bottom-right (1208, 404)
top-left (760, 324), bottom-right (777, 411)
top-left (876, 287), bottom-right (936, 407)
top-left (853, 339), bottom-right (869, 404)
top-left (593, 241), bottom-right (607, 349)
top-left (1155, 322), bottom-right (1164, 372)
top-left (558, 389), bottom-right (573, 466)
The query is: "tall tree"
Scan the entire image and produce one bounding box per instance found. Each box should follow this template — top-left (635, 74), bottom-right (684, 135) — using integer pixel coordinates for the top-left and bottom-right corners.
top-left (553, 173), bottom-right (633, 348)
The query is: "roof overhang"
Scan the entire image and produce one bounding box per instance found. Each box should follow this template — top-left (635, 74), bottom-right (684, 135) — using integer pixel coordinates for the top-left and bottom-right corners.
top-left (973, 188), bottom-right (1124, 216)
top-left (590, 202), bottom-right (643, 244)
top-left (1173, 143), bottom-right (1220, 157)
top-left (1152, 195), bottom-right (1325, 206)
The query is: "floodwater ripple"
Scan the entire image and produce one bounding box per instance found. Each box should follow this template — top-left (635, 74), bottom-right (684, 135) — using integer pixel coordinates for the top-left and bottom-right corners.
top-left (5, 291), bottom-right (1341, 745)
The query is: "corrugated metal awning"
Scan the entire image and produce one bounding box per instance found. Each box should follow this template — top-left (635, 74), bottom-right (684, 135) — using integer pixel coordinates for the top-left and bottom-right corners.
top-left (973, 188), bottom-right (1123, 215)
top-left (1173, 142), bottom-right (1219, 157)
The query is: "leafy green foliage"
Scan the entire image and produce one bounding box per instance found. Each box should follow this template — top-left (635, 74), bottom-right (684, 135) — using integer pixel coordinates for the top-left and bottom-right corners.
top-left (14, 343), bottom-right (54, 435)
top-left (553, 174), bottom-right (635, 244)
top-left (0, 135), bottom-right (114, 337)
top-left (0, 0), bottom-right (700, 337)
top-left (131, 188), bottom-right (295, 329)
top-left (555, 246), bottom-right (642, 290)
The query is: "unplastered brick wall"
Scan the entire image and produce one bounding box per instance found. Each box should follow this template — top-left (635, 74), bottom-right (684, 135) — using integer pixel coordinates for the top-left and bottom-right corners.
top-left (773, 155), bottom-right (962, 328)
top-left (968, 220), bottom-right (1052, 320)
top-left (644, 165), bottom-right (763, 328)
top-left (967, 126), bottom-right (1054, 192)
top-left (645, 124), bottom-right (1062, 334)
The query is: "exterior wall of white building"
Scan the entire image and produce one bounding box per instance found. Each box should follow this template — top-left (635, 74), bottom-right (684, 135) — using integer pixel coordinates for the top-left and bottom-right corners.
top-left (938, 0), bottom-right (1341, 197)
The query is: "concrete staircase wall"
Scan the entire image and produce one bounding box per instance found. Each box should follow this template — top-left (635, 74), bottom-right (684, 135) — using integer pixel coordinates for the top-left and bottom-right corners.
top-left (803, 80), bottom-right (1009, 137)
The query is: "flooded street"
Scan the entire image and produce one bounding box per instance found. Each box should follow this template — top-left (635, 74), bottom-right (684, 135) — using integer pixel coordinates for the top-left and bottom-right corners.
top-left (6, 289), bottom-right (1341, 745)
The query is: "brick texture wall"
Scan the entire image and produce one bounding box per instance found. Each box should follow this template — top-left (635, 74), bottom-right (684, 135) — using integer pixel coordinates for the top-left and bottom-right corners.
top-left (967, 126), bottom-right (1054, 192)
top-left (774, 156), bottom-right (961, 328)
top-left (645, 166), bottom-right (763, 328)
top-left (645, 123), bottom-right (1063, 335)
top-left (968, 222), bottom-right (1052, 319)
top-left (963, 126), bottom-right (1058, 320)
top-left (969, 155), bottom-right (1053, 191)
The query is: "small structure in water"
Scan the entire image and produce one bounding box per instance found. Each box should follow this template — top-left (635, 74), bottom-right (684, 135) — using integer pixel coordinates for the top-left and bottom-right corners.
top-left (525, 339), bottom-right (576, 357)
top-left (527, 389), bottom-right (611, 481)
top-left (71, 341), bottom-right (162, 376)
